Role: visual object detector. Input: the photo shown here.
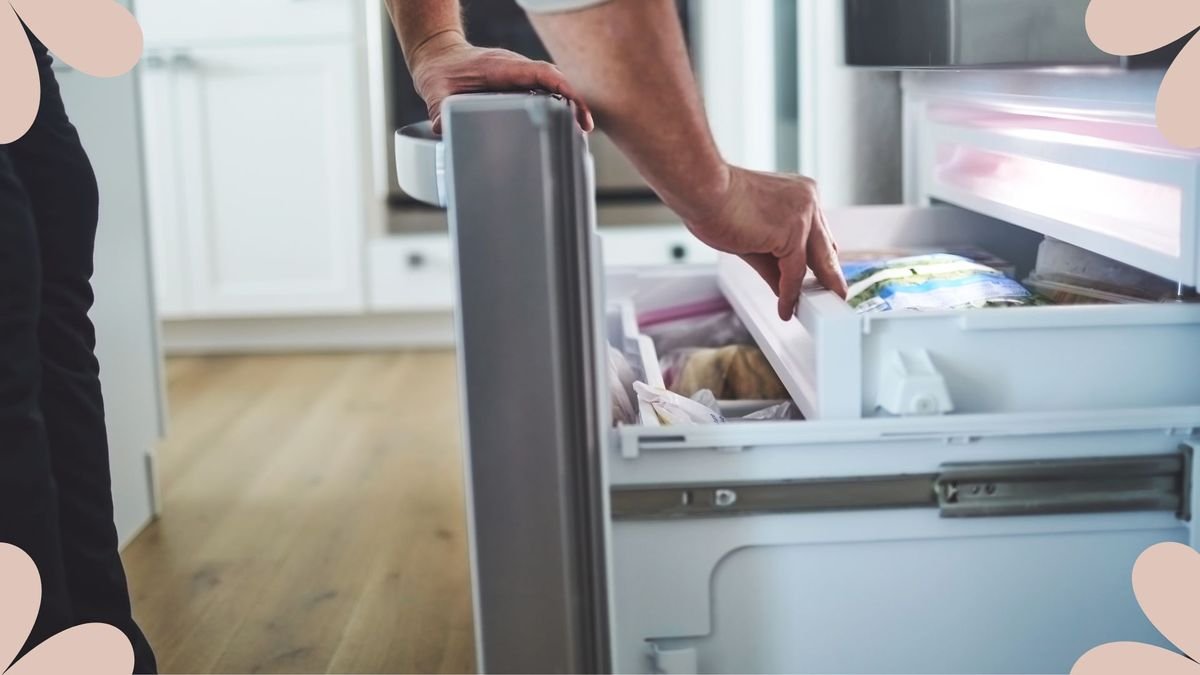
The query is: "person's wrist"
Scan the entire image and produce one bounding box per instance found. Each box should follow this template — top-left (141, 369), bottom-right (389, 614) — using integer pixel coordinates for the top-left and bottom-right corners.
top-left (670, 162), bottom-right (737, 234)
top-left (408, 28), bottom-right (468, 74)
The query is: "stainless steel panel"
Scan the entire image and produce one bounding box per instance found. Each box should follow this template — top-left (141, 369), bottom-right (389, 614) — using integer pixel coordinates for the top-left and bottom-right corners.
top-left (443, 93), bottom-right (610, 673)
top-left (845, 0), bottom-right (1182, 69)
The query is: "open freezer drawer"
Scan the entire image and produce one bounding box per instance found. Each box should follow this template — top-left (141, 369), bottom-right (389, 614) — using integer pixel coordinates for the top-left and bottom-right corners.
top-left (714, 205), bottom-right (1200, 421)
top-left (606, 253), bottom-right (1200, 674)
top-left (607, 262), bottom-right (1200, 675)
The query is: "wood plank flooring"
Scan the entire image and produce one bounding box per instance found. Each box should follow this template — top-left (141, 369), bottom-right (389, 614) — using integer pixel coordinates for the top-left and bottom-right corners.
top-left (121, 352), bottom-right (475, 674)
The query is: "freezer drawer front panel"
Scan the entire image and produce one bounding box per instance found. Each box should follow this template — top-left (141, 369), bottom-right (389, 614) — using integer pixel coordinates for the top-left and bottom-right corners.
top-left (614, 515), bottom-right (1183, 674)
top-left (609, 410), bottom-right (1197, 673)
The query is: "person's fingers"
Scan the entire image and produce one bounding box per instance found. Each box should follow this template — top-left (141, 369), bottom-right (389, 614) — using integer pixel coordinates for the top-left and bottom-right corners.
top-left (740, 253), bottom-right (781, 295)
top-left (534, 69), bottom-right (594, 131)
top-left (776, 244), bottom-right (809, 321)
top-left (490, 59), bottom-right (595, 131)
top-left (809, 210), bottom-right (848, 298)
top-left (427, 100), bottom-right (444, 135)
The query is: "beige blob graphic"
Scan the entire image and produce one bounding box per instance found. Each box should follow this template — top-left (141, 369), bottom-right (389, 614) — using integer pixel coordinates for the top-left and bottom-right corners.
top-left (0, 543), bottom-right (134, 675)
top-left (1087, 0), bottom-right (1200, 148)
top-left (1072, 542), bottom-right (1200, 675)
top-left (0, 0), bottom-right (142, 143)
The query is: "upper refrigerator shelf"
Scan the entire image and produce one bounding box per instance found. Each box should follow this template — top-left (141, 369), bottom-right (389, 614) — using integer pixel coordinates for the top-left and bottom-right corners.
top-left (905, 72), bottom-right (1200, 290)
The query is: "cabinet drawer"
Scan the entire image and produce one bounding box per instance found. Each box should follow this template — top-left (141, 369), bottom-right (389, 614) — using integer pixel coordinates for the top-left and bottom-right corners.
top-left (719, 205), bottom-right (1200, 420)
top-left (368, 235), bottom-right (455, 312)
top-left (136, 0), bottom-right (354, 46)
top-left (601, 226), bottom-right (718, 268)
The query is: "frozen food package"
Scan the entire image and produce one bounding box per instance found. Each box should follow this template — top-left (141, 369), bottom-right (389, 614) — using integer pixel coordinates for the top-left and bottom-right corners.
top-left (841, 247), bottom-right (1016, 278)
top-left (607, 344), bottom-right (638, 425)
top-left (634, 381), bottom-right (726, 425)
top-left (1024, 273), bottom-right (1157, 305)
top-left (1032, 238), bottom-right (1179, 302)
top-left (664, 345), bottom-right (790, 400)
top-left (641, 308), bottom-right (754, 355)
top-left (842, 253), bottom-right (1038, 313)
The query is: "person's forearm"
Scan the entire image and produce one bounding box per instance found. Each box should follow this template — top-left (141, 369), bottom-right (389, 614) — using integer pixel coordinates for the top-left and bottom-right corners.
top-left (527, 0), bottom-right (730, 223)
top-left (385, 0), bottom-right (466, 65)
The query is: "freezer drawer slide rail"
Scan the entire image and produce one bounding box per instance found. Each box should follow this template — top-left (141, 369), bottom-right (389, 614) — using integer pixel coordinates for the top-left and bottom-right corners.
top-left (612, 449), bottom-right (1192, 521)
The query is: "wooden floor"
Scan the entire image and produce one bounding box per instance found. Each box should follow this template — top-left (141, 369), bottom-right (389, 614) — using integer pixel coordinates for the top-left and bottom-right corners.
top-left (121, 352), bottom-right (475, 674)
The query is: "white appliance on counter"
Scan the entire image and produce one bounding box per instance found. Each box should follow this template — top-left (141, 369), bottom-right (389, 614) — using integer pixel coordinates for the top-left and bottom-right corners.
top-left (396, 81), bottom-right (1199, 674)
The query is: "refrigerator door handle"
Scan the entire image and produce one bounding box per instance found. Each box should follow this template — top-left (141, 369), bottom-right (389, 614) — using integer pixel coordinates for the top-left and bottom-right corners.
top-left (394, 122), bottom-right (446, 208)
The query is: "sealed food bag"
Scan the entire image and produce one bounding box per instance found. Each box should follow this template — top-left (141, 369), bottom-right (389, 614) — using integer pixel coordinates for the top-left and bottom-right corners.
top-left (641, 307), bottom-right (754, 355)
top-left (634, 382), bottom-right (726, 425)
top-left (607, 344), bottom-right (639, 425)
top-left (842, 247), bottom-right (1016, 278)
top-left (742, 400), bottom-right (800, 421)
top-left (664, 345), bottom-right (789, 401)
top-left (842, 253), bottom-right (1038, 313)
top-left (689, 388), bottom-right (721, 414)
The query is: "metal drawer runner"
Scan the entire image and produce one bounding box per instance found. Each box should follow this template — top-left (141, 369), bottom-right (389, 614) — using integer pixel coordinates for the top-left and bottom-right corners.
top-left (611, 449), bottom-right (1192, 521)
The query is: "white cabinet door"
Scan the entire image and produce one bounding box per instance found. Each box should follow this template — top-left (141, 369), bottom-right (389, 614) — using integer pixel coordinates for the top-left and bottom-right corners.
top-left (171, 43), bottom-right (365, 316)
top-left (139, 53), bottom-right (190, 318)
top-left (136, 0), bottom-right (354, 48)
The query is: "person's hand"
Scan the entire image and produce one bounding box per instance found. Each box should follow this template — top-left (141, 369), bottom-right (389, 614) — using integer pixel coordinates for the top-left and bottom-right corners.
top-left (683, 166), bottom-right (848, 321)
top-left (408, 30), bottom-right (594, 134)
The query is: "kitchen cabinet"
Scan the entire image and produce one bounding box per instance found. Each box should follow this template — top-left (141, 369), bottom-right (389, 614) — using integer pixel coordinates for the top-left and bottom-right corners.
top-left (140, 43), bottom-right (366, 317)
top-left (136, 0), bottom-right (353, 47)
top-left (367, 235), bottom-right (457, 313)
top-left (366, 228), bottom-right (714, 314)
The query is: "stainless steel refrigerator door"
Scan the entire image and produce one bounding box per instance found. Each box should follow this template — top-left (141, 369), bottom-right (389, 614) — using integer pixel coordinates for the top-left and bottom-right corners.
top-left (843, 0), bottom-right (1183, 69)
top-left (430, 94), bottom-right (611, 673)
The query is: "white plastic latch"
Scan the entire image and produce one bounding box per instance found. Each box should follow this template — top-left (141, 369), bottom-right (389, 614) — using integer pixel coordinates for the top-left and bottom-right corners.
top-left (649, 643), bottom-right (698, 675)
top-left (876, 349), bottom-right (954, 416)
